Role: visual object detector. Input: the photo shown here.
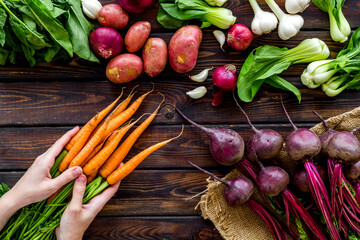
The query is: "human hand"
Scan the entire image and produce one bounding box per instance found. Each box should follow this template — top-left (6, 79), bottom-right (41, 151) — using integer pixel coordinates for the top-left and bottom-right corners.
top-left (56, 174), bottom-right (121, 240)
top-left (6, 127), bottom-right (83, 209)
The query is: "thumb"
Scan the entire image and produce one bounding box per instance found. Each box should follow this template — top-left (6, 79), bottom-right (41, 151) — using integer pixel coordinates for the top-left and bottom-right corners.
top-left (52, 166), bottom-right (82, 188)
top-left (69, 175), bottom-right (87, 209)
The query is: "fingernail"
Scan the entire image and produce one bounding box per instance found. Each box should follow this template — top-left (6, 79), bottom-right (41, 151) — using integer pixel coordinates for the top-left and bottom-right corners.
top-left (77, 175), bottom-right (87, 184)
top-left (72, 167), bottom-right (82, 176)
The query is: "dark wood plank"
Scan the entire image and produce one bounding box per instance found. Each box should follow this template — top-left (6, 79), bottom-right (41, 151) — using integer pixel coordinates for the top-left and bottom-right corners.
top-left (0, 170), bottom-right (223, 216)
top-left (0, 80), bottom-right (359, 126)
top-left (0, 124), bottom-right (315, 170)
top-left (0, 31), bottom-right (345, 80)
top-left (84, 216), bottom-right (222, 240)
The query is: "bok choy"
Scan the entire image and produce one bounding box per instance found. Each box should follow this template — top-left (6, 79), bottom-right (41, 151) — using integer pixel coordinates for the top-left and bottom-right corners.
top-left (236, 38), bottom-right (330, 103)
top-left (157, 0), bottom-right (236, 29)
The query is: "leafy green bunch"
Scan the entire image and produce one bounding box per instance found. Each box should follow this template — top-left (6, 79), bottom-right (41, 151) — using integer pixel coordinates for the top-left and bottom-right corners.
top-left (0, 0), bottom-right (98, 66)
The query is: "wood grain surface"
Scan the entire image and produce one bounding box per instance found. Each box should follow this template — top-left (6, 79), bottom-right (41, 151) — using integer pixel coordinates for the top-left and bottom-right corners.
top-left (0, 0), bottom-right (359, 239)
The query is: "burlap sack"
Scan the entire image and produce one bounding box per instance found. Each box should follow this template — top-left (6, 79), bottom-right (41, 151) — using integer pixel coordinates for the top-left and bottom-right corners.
top-left (199, 106), bottom-right (360, 240)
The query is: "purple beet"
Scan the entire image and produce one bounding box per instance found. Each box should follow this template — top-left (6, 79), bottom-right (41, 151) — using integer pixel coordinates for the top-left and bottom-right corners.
top-left (281, 99), bottom-right (341, 240)
top-left (170, 104), bottom-right (244, 165)
top-left (233, 92), bottom-right (283, 163)
top-left (327, 130), bottom-right (360, 165)
top-left (293, 165), bottom-right (327, 193)
top-left (344, 161), bottom-right (360, 180)
top-left (313, 111), bottom-right (342, 155)
top-left (188, 161), bottom-right (253, 205)
top-left (258, 164), bottom-right (290, 196)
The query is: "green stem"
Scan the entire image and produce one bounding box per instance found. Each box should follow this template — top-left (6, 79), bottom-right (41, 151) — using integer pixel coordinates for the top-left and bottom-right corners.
top-left (50, 150), bottom-right (67, 177)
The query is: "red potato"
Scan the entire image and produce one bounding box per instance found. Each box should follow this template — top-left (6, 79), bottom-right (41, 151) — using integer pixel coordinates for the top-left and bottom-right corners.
top-left (97, 4), bottom-right (129, 29)
top-left (142, 38), bottom-right (167, 77)
top-left (106, 53), bottom-right (143, 84)
top-left (168, 25), bottom-right (202, 73)
top-left (125, 21), bottom-right (151, 53)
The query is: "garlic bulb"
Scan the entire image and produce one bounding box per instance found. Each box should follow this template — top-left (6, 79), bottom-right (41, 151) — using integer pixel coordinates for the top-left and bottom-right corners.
top-left (189, 68), bottom-right (213, 82)
top-left (82, 0), bottom-right (102, 19)
top-left (186, 86), bottom-right (207, 99)
top-left (265, 0), bottom-right (304, 40)
top-left (249, 0), bottom-right (278, 35)
top-left (285, 0), bottom-right (311, 14)
top-left (213, 30), bottom-right (226, 51)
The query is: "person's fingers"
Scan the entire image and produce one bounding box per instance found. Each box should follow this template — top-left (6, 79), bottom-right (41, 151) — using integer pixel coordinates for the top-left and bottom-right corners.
top-left (69, 175), bottom-right (87, 211)
top-left (86, 180), bottom-right (121, 214)
top-left (52, 166), bottom-right (82, 189)
top-left (46, 126), bottom-right (79, 160)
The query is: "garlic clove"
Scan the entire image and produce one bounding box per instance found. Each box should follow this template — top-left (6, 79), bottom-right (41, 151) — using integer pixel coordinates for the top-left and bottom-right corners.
top-left (186, 86), bottom-right (207, 99)
top-left (82, 0), bottom-right (102, 19)
top-left (213, 30), bottom-right (226, 52)
top-left (189, 67), bottom-right (213, 82)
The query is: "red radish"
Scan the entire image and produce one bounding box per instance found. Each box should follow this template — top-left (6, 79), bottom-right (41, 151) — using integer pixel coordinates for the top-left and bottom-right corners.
top-left (89, 27), bottom-right (123, 59)
top-left (97, 4), bottom-right (129, 29)
top-left (118, 0), bottom-right (152, 13)
top-left (281, 100), bottom-right (341, 240)
top-left (233, 93), bottom-right (283, 163)
top-left (213, 65), bottom-right (237, 91)
top-left (227, 24), bottom-right (253, 51)
top-left (189, 161), bottom-right (289, 240)
top-left (212, 65), bottom-right (237, 106)
top-left (169, 104), bottom-right (244, 165)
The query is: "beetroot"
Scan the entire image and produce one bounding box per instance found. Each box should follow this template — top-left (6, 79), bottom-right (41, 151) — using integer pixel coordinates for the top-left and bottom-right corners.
top-left (227, 24), bottom-right (253, 51)
top-left (282, 100), bottom-right (341, 240)
top-left (170, 104), bottom-right (244, 165)
top-left (233, 93), bottom-right (283, 163)
top-left (344, 161), bottom-right (360, 180)
top-left (327, 130), bottom-right (360, 165)
top-left (258, 165), bottom-right (289, 196)
top-left (293, 165), bottom-right (326, 193)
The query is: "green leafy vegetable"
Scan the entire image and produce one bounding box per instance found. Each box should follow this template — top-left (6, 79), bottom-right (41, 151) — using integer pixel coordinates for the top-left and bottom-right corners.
top-left (312, 0), bottom-right (350, 43)
top-left (302, 28), bottom-right (360, 97)
top-left (237, 38), bottom-right (330, 102)
top-left (0, 0), bottom-right (98, 66)
top-left (157, 0), bottom-right (236, 29)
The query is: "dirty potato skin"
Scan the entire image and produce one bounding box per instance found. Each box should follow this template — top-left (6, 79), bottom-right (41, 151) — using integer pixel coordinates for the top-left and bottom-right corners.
top-left (106, 53), bottom-right (143, 83)
top-left (142, 38), bottom-right (167, 77)
top-left (125, 21), bottom-right (151, 53)
top-left (168, 25), bottom-right (202, 73)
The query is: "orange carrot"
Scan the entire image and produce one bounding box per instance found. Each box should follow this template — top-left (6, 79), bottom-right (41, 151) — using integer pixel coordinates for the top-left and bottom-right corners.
top-left (65, 92), bottom-right (123, 151)
top-left (67, 120), bottom-right (109, 169)
top-left (59, 97), bottom-right (120, 172)
top-left (87, 170), bottom-right (98, 184)
top-left (83, 121), bottom-right (136, 176)
top-left (101, 88), bottom-right (153, 142)
top-left (99, 96), bottom-right (164, 178)
top-left (108, 86), bottom-right (138, 120)
top-left (106, 126), bottom-right (183, 185)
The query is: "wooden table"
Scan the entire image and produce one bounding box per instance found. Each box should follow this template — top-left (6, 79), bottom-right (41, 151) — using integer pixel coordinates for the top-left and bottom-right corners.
top-left (0, 0), bottom-right (359, 239)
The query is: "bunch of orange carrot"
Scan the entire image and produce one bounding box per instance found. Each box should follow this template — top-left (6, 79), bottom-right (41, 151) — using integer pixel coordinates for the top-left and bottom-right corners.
top-left (0, 87), bottom-right (183, 240)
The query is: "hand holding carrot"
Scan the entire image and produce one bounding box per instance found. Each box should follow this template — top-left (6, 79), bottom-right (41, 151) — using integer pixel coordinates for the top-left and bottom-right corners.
top-left (56, 174), bottom-right (121, 240)
top-left (0, 127), bottom-right (83, 231)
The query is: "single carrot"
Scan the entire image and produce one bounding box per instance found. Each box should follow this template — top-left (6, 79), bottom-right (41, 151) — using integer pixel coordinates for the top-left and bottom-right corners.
top-left (67, 120), bottom-right (109, 169)
top-left (99, 96), bottom-right (164, 178)
top-left (106, 126), bottom-right (183, 185)
top-left (59, 96), bottom-right (120, 172)
top-left (102, 87), bottom-right (154, 142)
top-left (87, 170), bottom-right (98, 184)
top-left (64, 94), bottom-right (122, 151)
top-left (83, 121), bottom-right (136, 176)
top-left (108, 86), bottom-right (138, 120)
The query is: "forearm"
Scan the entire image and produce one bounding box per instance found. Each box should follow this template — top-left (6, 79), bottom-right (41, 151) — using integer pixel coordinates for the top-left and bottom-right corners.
top-left (0, 190), bottom-right (24, 231)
